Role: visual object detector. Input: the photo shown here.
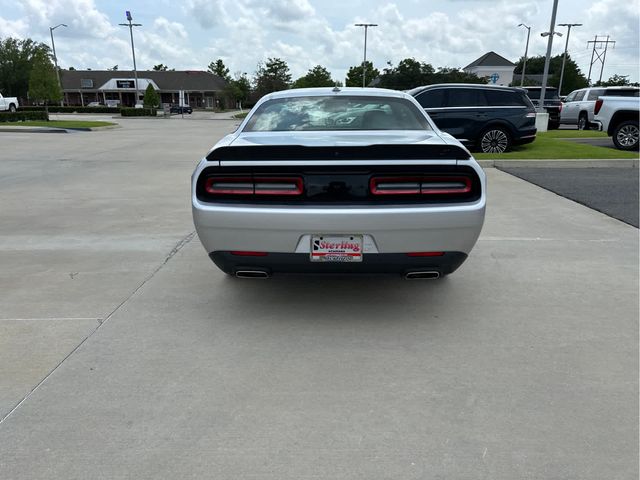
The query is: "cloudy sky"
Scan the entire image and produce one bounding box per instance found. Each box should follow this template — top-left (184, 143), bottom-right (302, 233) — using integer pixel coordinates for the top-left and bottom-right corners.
top-left (1, 0), bottom-right (638, 83)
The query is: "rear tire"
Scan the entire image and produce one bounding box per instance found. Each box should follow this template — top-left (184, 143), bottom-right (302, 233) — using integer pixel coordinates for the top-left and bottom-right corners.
top-left (578, 113), bottom-right (589, 130)
top-left (8, 104), bottom-right (16, 113)
top-left (612, 120), bottom-right (639, 151)
top-left (478, 127), bottom-right (511, 153)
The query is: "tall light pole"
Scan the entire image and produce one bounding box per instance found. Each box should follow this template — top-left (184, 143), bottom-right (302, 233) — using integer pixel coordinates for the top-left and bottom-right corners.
top-left (49, 23), bottom-right (67, 106)
top-left (557, 23), bottom-right (582, 95)
top-left (354, 23), bottom-right (377, 88)
top-left (119, 11), bottom-right (142, 106)
top-left (517, 24), bottom-right (531, 87)
top-left (538, 0), bottom-right (561, 113)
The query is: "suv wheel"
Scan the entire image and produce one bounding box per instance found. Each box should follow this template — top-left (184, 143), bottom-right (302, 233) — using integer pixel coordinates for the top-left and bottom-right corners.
top-left (479, 127), bottom-right (511, 153)
top-left (612, 120), bottom-right (639, 151)
top-left (578, 113), bottom-right (589, 130)
top-left (9, 104), bottom-right (16, 112)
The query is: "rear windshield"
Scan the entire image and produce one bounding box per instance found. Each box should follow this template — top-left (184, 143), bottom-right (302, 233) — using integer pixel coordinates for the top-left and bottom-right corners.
top-left (601, 89), bottom-right (639, 97)
top-left (526, 88), bottom-right (560, 100)
top-left (243, 96), bottom-right (431, 132)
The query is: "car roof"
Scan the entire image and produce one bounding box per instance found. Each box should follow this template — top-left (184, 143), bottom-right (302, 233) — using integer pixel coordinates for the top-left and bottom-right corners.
top-left (523, 86), bottom-right (558, 90)
top-left (408, 83), bottom-right (525, 96)
top-left (262, 87), bottom-right (410, 101)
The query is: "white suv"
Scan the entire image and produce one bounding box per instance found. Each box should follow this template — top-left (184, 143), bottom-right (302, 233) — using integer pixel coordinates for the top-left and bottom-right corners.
top-left (561, 86), bottom-right (639, 130)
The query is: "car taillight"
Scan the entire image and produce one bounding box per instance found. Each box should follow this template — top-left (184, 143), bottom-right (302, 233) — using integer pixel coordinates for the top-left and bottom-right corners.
top-left (370, 176), bottom-right (472, 196)
top-left (204, 177), bottom-right (303, 196)
top-left (594, 99), bottom-right (603, 115)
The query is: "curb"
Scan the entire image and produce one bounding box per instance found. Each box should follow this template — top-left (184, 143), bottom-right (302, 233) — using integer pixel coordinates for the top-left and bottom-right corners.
top-left (0, 124), bottom-right (120, 133)
top-left (478, 159), bottom-right (639, 168)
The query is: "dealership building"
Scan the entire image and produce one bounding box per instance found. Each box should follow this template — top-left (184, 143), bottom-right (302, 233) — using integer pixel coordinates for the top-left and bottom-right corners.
top-left (463, 51), bottom-right (516, 86)
top-left (59, 70), bottom-right (229, 108)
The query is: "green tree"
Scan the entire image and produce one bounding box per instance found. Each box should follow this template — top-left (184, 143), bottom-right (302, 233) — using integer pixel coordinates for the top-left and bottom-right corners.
top-left (377, 58), bottom-right (434, 89)
top-left (292, 65), bottom-right (335, 88)
top-left (208, 59), bottom-right (230, 80)
top-left (28, 50), bottom-right (61, 106)
top-left (143, 83), bottom-right (160, 108)
top-left (152, 63), bottom-right (169, 71)
top-left (0, 37), bottom-right (50, 101)
top-left (226, 72), bottom-right (251, 107)
top-left (513, 54), bottom-right (588, 94)
top-left (254, 57), bottom-right (292, 96)
top-left (433, 67), bottom-right (488, 84)
top-left (595, 74), bottom-right (639, 87)
top-left (345, 61), bottom-right (380, 87)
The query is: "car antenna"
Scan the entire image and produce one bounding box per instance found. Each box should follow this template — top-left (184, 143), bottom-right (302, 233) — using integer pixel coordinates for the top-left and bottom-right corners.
top-left (332, 86), bottom-right (341, 93)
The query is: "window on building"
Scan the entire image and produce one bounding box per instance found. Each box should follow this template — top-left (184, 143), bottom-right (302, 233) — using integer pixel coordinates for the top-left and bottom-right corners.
top-left (80, 79), bottom-right (93, 88)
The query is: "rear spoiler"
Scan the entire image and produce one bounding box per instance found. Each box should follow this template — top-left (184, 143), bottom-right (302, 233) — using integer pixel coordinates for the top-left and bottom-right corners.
top-left (206, 144), bottom-right (471, 162)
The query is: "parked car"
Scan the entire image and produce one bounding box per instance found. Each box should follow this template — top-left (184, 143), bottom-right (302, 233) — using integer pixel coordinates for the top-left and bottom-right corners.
top-left (523, 86), bottom-right (562, 129)
top-left (86, 101), bottom-right (102, 107)
top-left (560, 86), bottom-right (639, 129)
top-left (191, 87), bottom-right (486, 279)
top-left (170, 104), bottom-right (192, 114)
top-left (408, 84), bottom-right (537, 153)
top-left (593, 94), bottom-right (640, 150)
top-left (0, 93), bottom-right (19, 112)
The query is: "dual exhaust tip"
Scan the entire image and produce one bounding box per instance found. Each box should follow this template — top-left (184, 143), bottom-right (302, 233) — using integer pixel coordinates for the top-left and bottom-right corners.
top-left (234, 270), bottom-right (441, 280)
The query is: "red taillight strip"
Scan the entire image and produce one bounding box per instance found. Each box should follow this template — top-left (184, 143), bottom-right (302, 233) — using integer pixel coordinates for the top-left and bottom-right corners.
top-left (370, 176), bottom-right (472, 196)
top-left (204, 176), bottom-right (303, 196)
top-left (594, 99), bottom-right (603, 115)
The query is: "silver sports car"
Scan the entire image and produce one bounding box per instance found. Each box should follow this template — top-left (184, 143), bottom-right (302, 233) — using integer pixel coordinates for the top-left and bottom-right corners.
top-left (192, 87), bottom-right (486, 279)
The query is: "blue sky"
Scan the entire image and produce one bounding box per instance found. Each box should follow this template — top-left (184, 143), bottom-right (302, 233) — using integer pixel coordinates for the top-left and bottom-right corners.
top-left (2, 0), bottom-right (638, 83)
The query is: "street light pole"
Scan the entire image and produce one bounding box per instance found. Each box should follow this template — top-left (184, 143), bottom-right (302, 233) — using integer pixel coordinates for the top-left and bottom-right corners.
top-left (49, 23), bottom-right (67, 106)
top-left (354, 23), bottom-right (377, 88)
top-left (119, 11), bottom-right (142, 106)
top-left (539, 0), bottom-right (560, 113)
top-left (517, 24), bottom-right (531, 87)
top-left (557, 23), bottom-right (582, 95)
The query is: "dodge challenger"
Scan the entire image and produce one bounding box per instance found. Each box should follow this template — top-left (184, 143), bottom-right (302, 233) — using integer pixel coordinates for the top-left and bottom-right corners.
top-left (192, 87), bottom-right (486, 279)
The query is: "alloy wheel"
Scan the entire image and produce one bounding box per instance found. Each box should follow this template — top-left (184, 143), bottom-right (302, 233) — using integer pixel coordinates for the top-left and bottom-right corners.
top-left (617, 124), bottom-right (639, 148)
top-left (480, 129), bottom-right (509, 153)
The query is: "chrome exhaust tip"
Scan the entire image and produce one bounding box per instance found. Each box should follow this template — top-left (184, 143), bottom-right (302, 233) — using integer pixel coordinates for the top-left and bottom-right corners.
top-left (235, 270), bottom-right (270, 279)
top-left (405, 271), bottom-right (440, 280)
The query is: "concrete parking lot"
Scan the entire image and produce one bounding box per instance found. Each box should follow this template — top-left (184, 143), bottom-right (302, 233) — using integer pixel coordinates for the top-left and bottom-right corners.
top-left (0, 117), bottom-right (638, 479)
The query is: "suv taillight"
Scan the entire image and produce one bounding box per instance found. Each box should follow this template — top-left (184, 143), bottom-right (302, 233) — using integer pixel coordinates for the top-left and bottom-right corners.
top-left (204, 177), bottom-right (303, 196)
top-left (594, 99), bottom-right (603, 115)
top-left (370, 176), bottom-right (472, 196)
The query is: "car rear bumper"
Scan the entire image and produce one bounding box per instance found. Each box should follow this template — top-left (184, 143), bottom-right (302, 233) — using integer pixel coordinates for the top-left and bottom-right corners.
top-left (210, 251), bottom-right (468, 276)
top-left (193, 199), bottom-right (485, 258)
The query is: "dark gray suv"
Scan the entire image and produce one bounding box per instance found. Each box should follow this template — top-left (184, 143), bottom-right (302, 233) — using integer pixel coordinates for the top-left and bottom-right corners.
top-left (408, 84), bottom-right (537, 153)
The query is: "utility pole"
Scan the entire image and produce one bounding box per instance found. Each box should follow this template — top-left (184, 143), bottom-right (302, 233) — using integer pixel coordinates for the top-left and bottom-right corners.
top-left (354, 23), bottom-right (377, 88)
top-left (557, 23), bottom-right (582, 95)
top-left (49, 23), bottom-right (67, 106)
top-left (517, 24), bottom-right (531, 87)
top-left (587, 35), bottom-right (616, 84)
top-left (539, 0), bottom-right (560, 113)
top-left (119, 11), bottom-right (142, 106)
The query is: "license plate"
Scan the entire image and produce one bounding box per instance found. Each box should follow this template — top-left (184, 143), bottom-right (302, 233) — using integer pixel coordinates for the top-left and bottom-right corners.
top-left (310, 235), bottom-right (363, 262)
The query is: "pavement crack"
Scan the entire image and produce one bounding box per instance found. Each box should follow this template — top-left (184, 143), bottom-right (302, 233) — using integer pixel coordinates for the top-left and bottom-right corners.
top-left (0, 230), bottom-right (196, 427)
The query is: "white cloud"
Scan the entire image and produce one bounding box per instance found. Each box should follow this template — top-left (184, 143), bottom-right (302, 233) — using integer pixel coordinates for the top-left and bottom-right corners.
top-left (0, 0), bottom-right (636, 82)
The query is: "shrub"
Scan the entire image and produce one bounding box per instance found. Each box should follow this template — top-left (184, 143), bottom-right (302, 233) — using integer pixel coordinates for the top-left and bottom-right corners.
top-left (143, 84), bottom-right (160, 108)
top-left (120, 108), bottom-right (157, 117)
top-left (20, 106), bottom-right (120, 114)
top-left (0, 111), bottom-right (49, 122)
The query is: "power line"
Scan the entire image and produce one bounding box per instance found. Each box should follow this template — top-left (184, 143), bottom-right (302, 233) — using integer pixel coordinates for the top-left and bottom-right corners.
top-left (586, 35), bottom-right (616, 84)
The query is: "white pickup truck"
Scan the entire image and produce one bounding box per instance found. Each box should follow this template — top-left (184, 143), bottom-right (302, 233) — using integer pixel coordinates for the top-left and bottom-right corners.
top-left (594, 95), bottom-right (639, 151)
top-left (0, 93), bottom-right (19, 112)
